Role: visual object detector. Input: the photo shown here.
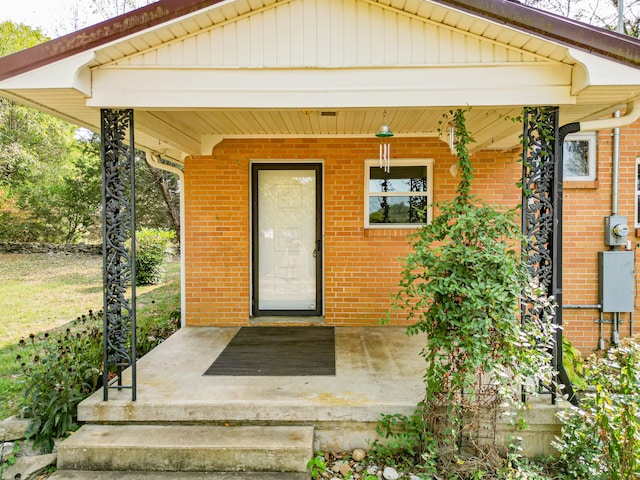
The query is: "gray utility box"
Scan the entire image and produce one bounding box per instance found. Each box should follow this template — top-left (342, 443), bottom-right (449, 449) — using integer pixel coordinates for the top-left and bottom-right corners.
top-left (598, 250), bottom-right (635, 312)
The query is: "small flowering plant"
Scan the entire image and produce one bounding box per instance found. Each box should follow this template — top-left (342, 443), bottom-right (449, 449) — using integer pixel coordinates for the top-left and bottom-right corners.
top-left (16, 311), bottom-right (103, 453)
top-left (553, 338), bottom-right (640, 479)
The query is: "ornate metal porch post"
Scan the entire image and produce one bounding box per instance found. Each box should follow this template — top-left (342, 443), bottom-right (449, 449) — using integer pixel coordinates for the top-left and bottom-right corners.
top-left (101, 109), bottom-right (137, 401)
top-left (521, 107), bottom-right (578, 405)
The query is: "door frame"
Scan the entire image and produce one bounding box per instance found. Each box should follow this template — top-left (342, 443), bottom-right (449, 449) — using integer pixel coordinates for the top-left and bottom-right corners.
top-left (250, 162), bottom-right (323, 317)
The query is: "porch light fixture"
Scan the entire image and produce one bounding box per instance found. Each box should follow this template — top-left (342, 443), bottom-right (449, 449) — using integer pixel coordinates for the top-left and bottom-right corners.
top-left (376, 111), bottom-right (394, 173)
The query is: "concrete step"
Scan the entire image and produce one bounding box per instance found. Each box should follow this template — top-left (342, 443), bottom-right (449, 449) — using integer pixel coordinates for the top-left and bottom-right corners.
top-left (49, 471), bottom-right (310, 479)
top-left (56, 424), bottom-right (314, 473)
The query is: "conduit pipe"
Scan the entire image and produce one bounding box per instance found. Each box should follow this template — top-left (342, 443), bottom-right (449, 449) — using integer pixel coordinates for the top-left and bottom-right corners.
top-left (148, 153), bottom-right (186, 329)
top-left (612, 111), bottom-right (621, 215)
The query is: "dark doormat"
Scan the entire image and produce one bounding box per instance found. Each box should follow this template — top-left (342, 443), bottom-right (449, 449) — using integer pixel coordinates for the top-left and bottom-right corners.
top-left (203, 326), bottom-right (335, 376)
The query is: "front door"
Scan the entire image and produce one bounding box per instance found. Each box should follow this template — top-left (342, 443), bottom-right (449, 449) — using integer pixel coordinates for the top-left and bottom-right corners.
top-left (251, 163), bottom-right (323, 316)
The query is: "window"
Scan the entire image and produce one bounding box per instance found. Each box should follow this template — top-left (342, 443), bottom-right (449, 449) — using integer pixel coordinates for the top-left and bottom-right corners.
top-left (365, 159), bottom-right (433, 228)
top-left (563, 132), bottom-right (596, 181)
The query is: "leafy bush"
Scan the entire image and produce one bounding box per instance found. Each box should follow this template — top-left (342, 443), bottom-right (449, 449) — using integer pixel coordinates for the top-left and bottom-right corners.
top-left (136, 306), bottom-right (181, 357)
top-left (17, 311), bottom-right (102, 453)
top-left (553, 337), bottom-right (640, 479)
top-left (562, 336), bottom-right (586, 390)
top-left (133, 227), bottom-right (176, 285)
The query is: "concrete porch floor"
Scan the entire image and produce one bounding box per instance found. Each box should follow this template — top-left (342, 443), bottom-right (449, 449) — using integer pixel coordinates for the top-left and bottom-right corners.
top-left (77, 326), bottom-right (565, 454)
top-left (78, 326), bottom-right (426, 450)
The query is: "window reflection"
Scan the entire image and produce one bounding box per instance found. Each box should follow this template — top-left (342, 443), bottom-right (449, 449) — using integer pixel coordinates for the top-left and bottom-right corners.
top-left (563, 140), bottom-right (590, 177)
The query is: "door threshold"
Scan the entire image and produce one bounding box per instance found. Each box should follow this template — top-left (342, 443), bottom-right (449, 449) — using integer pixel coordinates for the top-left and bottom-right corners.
top-left (250, 316), bottom-right (325, 325)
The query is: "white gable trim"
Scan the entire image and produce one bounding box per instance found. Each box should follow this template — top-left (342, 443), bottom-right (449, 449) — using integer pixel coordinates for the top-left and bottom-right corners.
top-left (110, 0), bottom-right (559, 70)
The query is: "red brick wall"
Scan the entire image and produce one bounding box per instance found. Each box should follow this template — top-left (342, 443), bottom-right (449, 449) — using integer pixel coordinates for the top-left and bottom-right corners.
top-left (183, 137), bottom-right (521, 327)
top-left (562, 123), bottom-right (640, 355)
top-left (183, 131), bottom-right (640, 357)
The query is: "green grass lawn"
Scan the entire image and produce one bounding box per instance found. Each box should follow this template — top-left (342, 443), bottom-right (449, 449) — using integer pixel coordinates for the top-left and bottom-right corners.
top-left (0, 253), bottom-right (180, 419)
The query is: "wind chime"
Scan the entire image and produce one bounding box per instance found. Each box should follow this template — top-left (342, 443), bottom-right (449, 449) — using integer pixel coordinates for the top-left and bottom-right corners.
top-left (375, 111), bottom-right (394, 173)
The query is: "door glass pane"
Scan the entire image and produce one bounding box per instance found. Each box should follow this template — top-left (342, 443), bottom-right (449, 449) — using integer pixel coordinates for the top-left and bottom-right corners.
top-left (258, 169), bottom-right (317, 310)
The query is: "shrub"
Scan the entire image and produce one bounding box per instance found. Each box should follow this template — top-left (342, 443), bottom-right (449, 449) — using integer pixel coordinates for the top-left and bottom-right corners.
top-left (553, 337), bottom-right (640, 479)
top-left (370, 402), bottom-right (438, 476)
top-left (562, 336), bottom-right (586, 391)
top-left (136, 306), bottom-right (181, 357)
top-left (16, 306), bottom-right (181, 452)
top-left (133, 227), bottom-right (176, 285)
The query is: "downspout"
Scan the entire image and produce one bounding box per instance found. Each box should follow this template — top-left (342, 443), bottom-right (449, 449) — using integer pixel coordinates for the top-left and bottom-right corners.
top-left (148, 153), bottom-right (186, 329)
top-left (577, 100), bottom-right (640, 133)
top-left (613, 111), bottom-right (621, 216)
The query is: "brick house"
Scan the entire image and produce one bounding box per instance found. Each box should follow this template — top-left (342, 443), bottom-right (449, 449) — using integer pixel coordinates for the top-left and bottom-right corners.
top-left (1, 0), bottom-right (640, 359)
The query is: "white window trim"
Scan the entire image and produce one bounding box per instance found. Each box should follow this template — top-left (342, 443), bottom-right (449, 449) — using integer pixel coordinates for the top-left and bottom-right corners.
top-left (564, 132), bottom-right (597, 181)
top-left (364, 158), bottom-right (434, 229)
top-left (636, 157), bottom-right (640, 228)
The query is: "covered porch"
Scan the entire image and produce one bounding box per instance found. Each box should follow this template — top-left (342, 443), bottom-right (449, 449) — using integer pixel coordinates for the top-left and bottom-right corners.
top-left (75, 326), bottom-right (563, 456)
top-left (78, 326), bottom-right (426, 451)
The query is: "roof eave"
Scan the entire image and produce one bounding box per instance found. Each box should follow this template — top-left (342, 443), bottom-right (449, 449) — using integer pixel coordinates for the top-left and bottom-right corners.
top-left (0, 0), bottom-right (224, 82)
top-left (432, 0), bottom-right (640, 67)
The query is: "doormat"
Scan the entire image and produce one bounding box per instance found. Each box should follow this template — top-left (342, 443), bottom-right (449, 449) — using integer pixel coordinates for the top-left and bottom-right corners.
top-left (203, 326), bottom-right (335, 376)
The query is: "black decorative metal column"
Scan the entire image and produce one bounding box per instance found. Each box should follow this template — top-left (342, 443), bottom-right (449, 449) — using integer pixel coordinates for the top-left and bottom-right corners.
top-left (101, 109), bottom-right (137, 401)
top-left (521, 107), bottom-right (578, 405)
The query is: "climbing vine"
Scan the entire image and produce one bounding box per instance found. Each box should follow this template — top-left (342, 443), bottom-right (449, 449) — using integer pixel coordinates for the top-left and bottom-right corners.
top-left (371, 109), bottom-right (558, 477)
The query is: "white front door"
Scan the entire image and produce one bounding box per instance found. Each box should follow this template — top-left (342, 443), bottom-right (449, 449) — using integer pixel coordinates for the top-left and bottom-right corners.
top-left (252, 164), bottom-right (322, 316)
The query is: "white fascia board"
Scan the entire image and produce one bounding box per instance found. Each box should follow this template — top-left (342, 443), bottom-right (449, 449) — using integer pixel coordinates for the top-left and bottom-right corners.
top-left (87, 63), bottom-right (574, 108)
top-left (569, 48), bottom-right (640, 94)
top-left (0, 51), bottom-right (95, 96)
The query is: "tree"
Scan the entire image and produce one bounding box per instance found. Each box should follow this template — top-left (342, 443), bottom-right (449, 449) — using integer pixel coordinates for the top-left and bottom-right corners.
top-left (135, 153), bottom-right (181, 240)
top-left (142, 158), bottom-right (181, 241)
top-left (0, 21), bottom-right (48, 57)
top-left (0, 18), bottom-right (179, 244)
top-left (523, 0), bottom-right (640, 37)
top-left (89, 0), bottom-right (156, 19)
top-left (47, 0), bottom-right (156, 37)
top-left (0, 21), bottom-right (88, 243)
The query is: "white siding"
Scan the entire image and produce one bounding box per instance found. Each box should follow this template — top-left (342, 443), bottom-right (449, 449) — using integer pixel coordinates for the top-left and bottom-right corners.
top-left (114, 0), bottom-right (549, 69)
